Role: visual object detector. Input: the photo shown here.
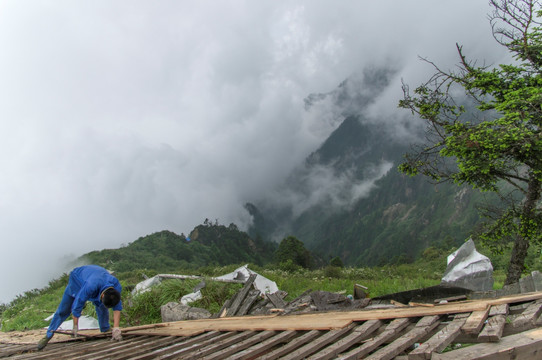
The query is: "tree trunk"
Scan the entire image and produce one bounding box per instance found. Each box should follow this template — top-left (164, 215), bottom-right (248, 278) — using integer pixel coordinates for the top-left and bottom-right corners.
top-left (505, 234), bottom-right (529, 285)
top-left (504, 175), bottom-right (541, 285)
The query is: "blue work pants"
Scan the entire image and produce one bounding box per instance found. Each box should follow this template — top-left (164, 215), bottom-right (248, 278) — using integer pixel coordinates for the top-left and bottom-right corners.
top-left (46, 284), bottom-right (111, 338)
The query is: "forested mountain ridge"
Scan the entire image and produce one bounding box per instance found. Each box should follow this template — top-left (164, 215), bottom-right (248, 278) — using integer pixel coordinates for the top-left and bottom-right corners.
top-left (247, 71), bottom-right (486, 266)
top-left (80, 224), bottom-right (277, 273)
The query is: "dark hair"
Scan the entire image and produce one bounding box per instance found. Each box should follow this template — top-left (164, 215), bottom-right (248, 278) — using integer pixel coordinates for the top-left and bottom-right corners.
top-left (102, 288), bottom-right (121, 308)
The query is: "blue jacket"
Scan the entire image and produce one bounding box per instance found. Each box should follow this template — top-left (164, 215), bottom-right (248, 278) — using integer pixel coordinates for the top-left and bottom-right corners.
top-left (66, 265), bottom-right (122, 318)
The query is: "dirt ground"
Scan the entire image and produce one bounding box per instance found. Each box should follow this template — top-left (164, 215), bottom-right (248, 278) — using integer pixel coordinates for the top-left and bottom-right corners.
top-left (0, 329), bottom-right (102, 345)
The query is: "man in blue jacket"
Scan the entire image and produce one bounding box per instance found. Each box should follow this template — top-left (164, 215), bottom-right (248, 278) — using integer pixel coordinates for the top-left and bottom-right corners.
top-left (37, 265), bottom-right (123, 350)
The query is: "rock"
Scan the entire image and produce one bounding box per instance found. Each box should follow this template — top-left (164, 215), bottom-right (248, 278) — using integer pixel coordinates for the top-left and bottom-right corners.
top-left (160, 302), bottom-right (211, 322)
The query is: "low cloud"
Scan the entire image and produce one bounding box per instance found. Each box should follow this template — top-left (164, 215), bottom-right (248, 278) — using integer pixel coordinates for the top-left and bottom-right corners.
top-left (0, 0), bottom-right (512, 302)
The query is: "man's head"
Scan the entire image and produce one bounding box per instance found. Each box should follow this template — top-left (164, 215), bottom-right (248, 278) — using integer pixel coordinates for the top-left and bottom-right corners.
top-left (101, 287), bottom-right (121, 308)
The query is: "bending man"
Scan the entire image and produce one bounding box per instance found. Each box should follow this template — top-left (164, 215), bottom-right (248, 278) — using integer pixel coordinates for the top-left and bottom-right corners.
top-left (38, 264), bottom-right (123, 350)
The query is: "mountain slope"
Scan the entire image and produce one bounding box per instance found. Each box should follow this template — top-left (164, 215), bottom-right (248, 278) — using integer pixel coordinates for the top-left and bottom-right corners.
top-left (80, 224), bottom-right (277, 273)
top-left (247, 71), bottom-right (486, 266)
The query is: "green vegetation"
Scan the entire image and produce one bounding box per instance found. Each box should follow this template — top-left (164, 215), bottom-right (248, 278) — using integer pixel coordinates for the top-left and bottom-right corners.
top-left (2, 242), bottom-right (520, 333)
top-left (398, 0), bottom-right (542, 284)
top-left (81, 224), bottom-right (277, 273)
top-left (275, 236), bottom-right (313, 269)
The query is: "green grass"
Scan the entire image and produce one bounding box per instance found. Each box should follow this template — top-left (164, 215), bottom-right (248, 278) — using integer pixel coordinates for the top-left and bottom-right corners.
top-left (0, 256), bottom-right (518, 332)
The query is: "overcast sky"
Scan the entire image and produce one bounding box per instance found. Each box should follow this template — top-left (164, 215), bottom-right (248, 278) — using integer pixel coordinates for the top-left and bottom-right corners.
top-left (0, 1), bottom-right (510, 303)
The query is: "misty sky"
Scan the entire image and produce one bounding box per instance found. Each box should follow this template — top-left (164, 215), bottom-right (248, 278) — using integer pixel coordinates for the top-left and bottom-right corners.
top-left (0, 1), bottom-right (510, 303)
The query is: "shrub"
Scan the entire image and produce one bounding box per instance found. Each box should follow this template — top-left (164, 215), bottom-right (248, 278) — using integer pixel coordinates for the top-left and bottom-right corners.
top-left (324, 265), bottom-right (343, 278)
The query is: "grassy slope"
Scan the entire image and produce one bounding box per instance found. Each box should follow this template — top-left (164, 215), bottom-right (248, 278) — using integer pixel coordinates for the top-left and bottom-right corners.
top-left (1, 248), bottom-right (515, 333)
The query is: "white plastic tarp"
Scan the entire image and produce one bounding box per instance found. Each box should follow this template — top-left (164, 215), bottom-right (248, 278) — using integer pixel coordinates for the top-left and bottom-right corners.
top-left (180, 290), bottom-right (203, 305)
top-left (131, 275), bottom-right (162, 296)
top-left (441, 238), bottom-right (494, 291)
top-left (43, 315), bottom-right (99, 330)
top-left (213, 264), bottom-right (279, 294)
top-left (131, 265), bottom-right (279, 298)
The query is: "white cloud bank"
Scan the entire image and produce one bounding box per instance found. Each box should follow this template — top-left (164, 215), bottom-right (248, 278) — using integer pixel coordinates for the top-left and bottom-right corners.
top-left (0, 0), bottom-right (510, 302)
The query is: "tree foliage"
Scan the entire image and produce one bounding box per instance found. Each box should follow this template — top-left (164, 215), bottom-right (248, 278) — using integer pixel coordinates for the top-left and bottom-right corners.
top-left (81, 224), bottom-right (277, 273)
top-left (275, 236), bottom-right (313, 269)
top-left (399, 0), bottom-right (542, 284)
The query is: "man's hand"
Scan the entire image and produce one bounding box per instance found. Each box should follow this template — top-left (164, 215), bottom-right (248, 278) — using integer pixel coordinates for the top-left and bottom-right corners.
top-left (72, 324), bottom-right (78, 338)
top-left (112, 327), bottom-right (122, 341)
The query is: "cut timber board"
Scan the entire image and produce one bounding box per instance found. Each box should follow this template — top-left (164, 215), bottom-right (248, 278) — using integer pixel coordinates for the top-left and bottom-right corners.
top-left (432, 328), bottom-right (542, 360)
top-left (478, 314), bottom-right (506, 342)
top-left (462, 308), bottom-right (490, 335)
top-left (119, 292), bottom-right (542, 337)
top-left (408, 316), bottom-right (466, 360)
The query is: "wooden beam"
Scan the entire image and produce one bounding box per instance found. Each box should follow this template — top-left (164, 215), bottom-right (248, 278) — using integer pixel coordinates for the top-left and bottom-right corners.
top-left (432, 328), bottom-right (542, 360)
top-left (462, 308), bottom-right (490, 335)
top-left (258, 330), bottom-right (323, 360)
top-left (226, 330), bottom-right (298, 360)
top-left (510, 299), bottom-right (542, 329)
top-left (408, 316), bottom-right (466, 360)
top-left (306, 320), bottom-right (383, 360)
top-left (365, 316), bottom-right (440, 360)
top-left (279, 323), bottom-right (358, 360)
top-left (236, 290), bottom-right (260, 316)
top-left (201, 331), bottom-right (277, 360)
top-left (226, 274), bottom-right (257, 317)
top-left (489, 304), bottom-right (509, 317)
top-left (338, 318), bottom-right (412, 360)
top-left (182, 331), bottom-right (257, 359)
top-left (116, 292), bottom-right (542, 338)
top-left (478, 315), bottom-right (506, 342)
top-left (127, 331), bottom-right (222, 360)
top-left (266, 292), bottom-right (286, 309)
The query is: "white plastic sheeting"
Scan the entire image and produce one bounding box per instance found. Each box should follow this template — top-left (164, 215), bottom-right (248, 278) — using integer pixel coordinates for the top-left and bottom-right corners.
top-left (441, 238), bottom-right (494, 291)
top-left (180, 290), bottom-right (203, 305)
top-left (131, 276), bottom-right (162, 296)
top-left (131, 265), bottom-right (279, 298)
top-left (43, 315), bottom-right (99, 330)
top-left (213, 264), bottom-right (279, 294)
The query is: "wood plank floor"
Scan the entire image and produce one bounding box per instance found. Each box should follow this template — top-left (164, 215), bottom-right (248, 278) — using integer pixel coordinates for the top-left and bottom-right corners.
top-left (3, 292), bottom-right (542, 359)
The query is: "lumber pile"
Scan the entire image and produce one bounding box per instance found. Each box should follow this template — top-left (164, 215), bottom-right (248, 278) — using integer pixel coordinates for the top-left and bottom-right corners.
top-left (214, 274), bottom-right (371, 318)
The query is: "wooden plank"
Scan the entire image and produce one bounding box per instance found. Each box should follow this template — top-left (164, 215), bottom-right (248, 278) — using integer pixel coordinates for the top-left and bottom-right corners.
top-left (408, 317), bottom-right (466, 360)
top-left (226, 274), bottom-right (257, 317)
top-left (510, 299), bottom-right (542, 329)
top-left (82, 336), bottom-right (180, 360)
top-left (489, 304), bottom-right (509, 317)
top-left (462, 308), bottom-right (490, 335)
top-left (225, 330), bottom-right (298, 360)
top-left (266, 292), bottom-right (286, 309)
top-left (337, 318), bottom-right (412, 360)
top-left (147, 332), bottom-right (238, 360)
top-left (434, 295), bottom-right (467, 304)
top-left (127, 331), bottom-right (222, 360)
top-left (279, 323), bottom-right (358, 360)
top-left (120, 292), bottom-right (542, 338)
top-left (236, 290), bottom-right (261, 316)
top-left (432, 327), bottom-right (542, 360)
top-left (37, 337), bottom-right (153, 360)
top-left (258, 330), bottom-right (323, 360)
top-left (478, 315), bottom-right (506, 342)
top-left (306, 320), bottom-right (383, 360)
top-left (365, 316), bottom-right (440, 360)
top-left (183, 331), bottom-right (257, 360)
top-left (201, 331), bottom-right (276, 360)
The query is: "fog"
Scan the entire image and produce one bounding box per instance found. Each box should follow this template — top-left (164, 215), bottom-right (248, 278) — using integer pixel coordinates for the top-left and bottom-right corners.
top-left (0, 1), bottom-right (510, 303)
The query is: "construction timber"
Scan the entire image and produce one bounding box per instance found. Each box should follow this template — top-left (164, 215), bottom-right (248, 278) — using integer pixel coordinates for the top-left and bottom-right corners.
top-left (2, 291), bottom-right (542, 359)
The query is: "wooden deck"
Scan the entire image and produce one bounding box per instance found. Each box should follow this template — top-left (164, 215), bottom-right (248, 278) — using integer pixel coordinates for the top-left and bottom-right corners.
top-left (3, 292), bottom-right (542, 359)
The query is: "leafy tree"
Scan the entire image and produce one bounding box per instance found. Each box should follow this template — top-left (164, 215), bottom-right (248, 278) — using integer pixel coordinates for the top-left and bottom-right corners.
top-left (275, 236), bottom-right (313, 268)
top-left (329, 256), bottom-right (344, 268)
top-left (399, 0), bottom-right (542, 284)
